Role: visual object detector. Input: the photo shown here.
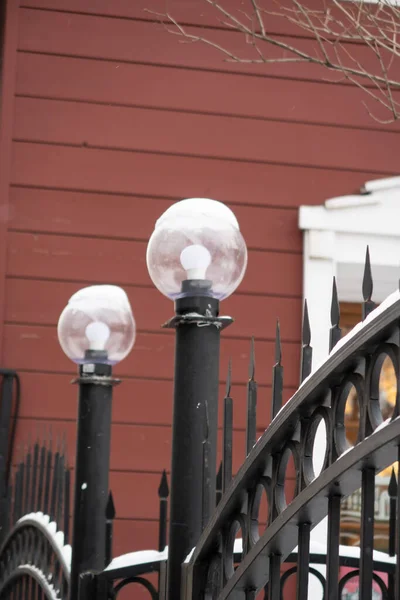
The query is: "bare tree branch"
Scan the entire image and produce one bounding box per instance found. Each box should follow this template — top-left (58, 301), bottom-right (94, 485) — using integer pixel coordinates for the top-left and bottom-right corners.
top-left (145, 0), bottom-right (400, 122)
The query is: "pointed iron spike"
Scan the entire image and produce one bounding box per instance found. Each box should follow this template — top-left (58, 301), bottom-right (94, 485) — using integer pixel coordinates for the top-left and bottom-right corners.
top-left (274, 320), bottom-right (282, 365)
top-left (362, 246), bottom-right (373, 302)
top-left (388, 467), bottom-right (398, 498)
top-left (106, 490), bottom-right (116, 520)
top-left (158, 469), bottom-right (169, 499)
top-left (302, 300), bottom-right (311, 346)
top-left (330, 277), bottom-right (340, 327)
top-left (248, 337), bottom-right (255, 380)
top-left (226, 359), bottom-right (232, 398)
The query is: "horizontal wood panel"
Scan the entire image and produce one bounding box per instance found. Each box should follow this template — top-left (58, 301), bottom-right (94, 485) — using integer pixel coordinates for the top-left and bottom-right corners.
top-left (3, 324), bottom-right (300, 386)
top-left (12, 371), bottom-right (297, 429)
top-left (13, 418), bottom-right (264, 474)
top-left (15, 54), bottom-right (398, 130)
top-left (13, 97), bottom-right (399, 172)
top-left (10, 142), bottom-right (380, 209)
top-left (5, 279), bottom-right (302, 342)
top-left (9, 187), bottom-right (302, 253)
top-left (6, 232), bottom-right (303, 297)
top-left (112, 518), bottom-right (159, 556)
top-left (19, 0), bottom-right (327, 36)
top-left (17, 7), bottom-right (386, 84)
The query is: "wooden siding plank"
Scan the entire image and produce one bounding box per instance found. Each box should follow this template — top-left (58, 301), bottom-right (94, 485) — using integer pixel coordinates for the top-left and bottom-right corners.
top-left (17, 7), bottom-right (388, 85)
top-left (9, 187), bottom-right (302, 253)
top-left (0, 0), bottom-right (19, 360)
top-left (10, 142), bottom-right (382, 208)
top-left (112, 518), bottom-right (159, 560)
top-left (6, 232), bottom-right (303, 297)
top-left (2, 323), bottom-right (300, 386)
top-left (4, 278), bottom-right (302, 342)
top-left (15, 53), bottom-right (400, 130)
top-left (18, 0), bottom-right (325, 35)
top-left (13, 97), bottom-right (400, 173)
top-left (11, 371), bottom-right (297, 429)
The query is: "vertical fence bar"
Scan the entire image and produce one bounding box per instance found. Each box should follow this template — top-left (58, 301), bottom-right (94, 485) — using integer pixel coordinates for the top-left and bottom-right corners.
top-left (325, 495), bottom-right (341, 600)
top-left (50, 442), bottom-right (60, 522)
top-left (296, 522), bottom-right (310, 600)
top-left (158, 471), bottom-right (169, 552)
top-left (64, 467), bottom-right (71, 546)
top-left (359, 468), bottom-right (375, 600)
top-left (0, 372), bottom-right (14, 534)
top-left (395, 448), bottom-right (400, 599)
top-left (300, 300), bottom-right (312, 384)
top-left (43, 443), bottom-right (52, 516)
top-left (389, 467), bottom-right (397, 557)
top-left (24, 443), bottom-right (32, 515)
top-left (30, 442), bottom-right (39, 514)
top-left (13, 468), bottom-right (21, 523)
top-left (36, 444), bottom-right (46, 512)
top-left (216, 463), bottom-right (222, 506)
top-left (271, 321), bottom-right (283, 421)
top-left (16, 463), bottom-right (24, 521)
top-left (246, 338), bottom-right (257, 456)
top-left (267, 553), bottom-right (281, 600)
top-left (56, 452), bottom-right (65, 531)
top-left (388, 467), bottom-right (397, 599)
top-left (223, 361), bottom-right (233, 493)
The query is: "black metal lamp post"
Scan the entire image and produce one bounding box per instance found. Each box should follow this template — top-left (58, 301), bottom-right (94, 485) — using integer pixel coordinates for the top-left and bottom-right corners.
top-left (57, 285), bottom-right (136, 600)
top-left (146, 198), bottom-right (248, 599)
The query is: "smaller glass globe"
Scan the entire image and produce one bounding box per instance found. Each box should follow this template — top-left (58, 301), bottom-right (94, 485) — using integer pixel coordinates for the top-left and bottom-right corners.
top-left (57, 285), bottom-right (136, 365)
top-left (146, 198), bottom-right (247, 300)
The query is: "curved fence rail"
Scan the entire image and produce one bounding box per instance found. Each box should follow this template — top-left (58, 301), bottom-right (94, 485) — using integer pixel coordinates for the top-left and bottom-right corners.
top-left (182, 284), bottom-right (400, 599)
top-left (0, 515), bottom-right (71, 599)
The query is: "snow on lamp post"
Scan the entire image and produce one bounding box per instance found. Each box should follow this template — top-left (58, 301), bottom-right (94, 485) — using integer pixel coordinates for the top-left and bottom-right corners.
top-left (57, 285), bottom-right (135, 600)
top-left (147, 198), bottom-right (247, 600)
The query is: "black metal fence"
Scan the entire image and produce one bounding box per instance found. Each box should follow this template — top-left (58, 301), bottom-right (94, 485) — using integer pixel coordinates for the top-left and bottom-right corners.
top-left (0, 438), bottom-right (71, 599)
top-left (1, 249), bottom-right (400, 599)
top-left (0, 369), bottom-right (20, 544)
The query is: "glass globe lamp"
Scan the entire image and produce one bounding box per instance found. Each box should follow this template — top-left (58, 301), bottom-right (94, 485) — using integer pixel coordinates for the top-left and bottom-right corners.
top-left (57, 285), bottom-right (136, 365)
top-left (146, 198), bottom-right (247, 300)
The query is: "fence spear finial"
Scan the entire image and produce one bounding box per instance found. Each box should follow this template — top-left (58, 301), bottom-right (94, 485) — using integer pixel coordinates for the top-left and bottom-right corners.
top-left (271, 320), bottom-right (283, 421)
top-left (362, 246), bottom-right (376, 319)
top-left (300, 300), bottom-right (312, 383)
top-left (329, 277), bottom-right (341, 351)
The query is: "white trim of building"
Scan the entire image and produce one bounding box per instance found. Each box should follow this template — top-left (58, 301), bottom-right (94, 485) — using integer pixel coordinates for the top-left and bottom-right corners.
top-left (299, 175), bottom-right (400, 550)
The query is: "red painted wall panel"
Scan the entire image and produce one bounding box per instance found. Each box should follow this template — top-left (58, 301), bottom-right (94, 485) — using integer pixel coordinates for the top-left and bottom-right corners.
top-left (1, 0), bottom-right (398, 574)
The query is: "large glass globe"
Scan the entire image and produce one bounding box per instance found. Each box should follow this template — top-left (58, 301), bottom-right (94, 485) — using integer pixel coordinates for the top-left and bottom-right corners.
top-left (57, 285), bottom-right (136, 365)
top-left (146, 198), bottom-right (247, 300)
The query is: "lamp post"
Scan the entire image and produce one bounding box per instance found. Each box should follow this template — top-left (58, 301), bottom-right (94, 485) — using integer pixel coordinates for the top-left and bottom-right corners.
top-left (147, 198), bottom-right (247, 599)
top-left (57, 285), bottom-right (136, 600)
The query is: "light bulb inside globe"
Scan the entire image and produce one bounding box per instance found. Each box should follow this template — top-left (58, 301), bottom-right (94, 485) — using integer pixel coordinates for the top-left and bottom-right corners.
top-left (146, 197), bottom-right (248, 301)
top-left (85, 321), bottom-right (111, 351)
top-left (180, 244), bottom-right (212, 280)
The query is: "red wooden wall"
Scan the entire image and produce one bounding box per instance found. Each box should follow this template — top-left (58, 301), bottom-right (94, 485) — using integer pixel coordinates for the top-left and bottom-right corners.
top-left (0, 0), bottom-right (399, 567)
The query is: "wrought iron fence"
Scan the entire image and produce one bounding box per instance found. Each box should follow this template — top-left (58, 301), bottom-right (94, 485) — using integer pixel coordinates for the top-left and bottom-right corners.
top-left (0, 369), bottom-right (20, 543)
top-left (0, 439), bottom-right (71, 599)
top-left (180, 251), bottom-right (400, 599)
top-left (1, 249), bottom-right (400, 600)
